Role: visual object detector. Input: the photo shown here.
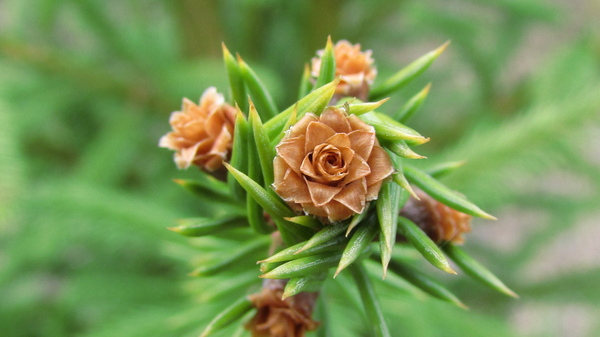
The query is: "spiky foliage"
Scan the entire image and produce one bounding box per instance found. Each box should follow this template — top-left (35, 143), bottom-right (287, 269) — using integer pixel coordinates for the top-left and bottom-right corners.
top-left (165, 39), bottom-right (517, 336)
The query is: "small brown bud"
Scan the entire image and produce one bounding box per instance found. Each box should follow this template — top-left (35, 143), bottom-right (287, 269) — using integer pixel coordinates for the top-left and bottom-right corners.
top-left (311, 40), bottom-right (377, 101)
top-left (400, 189), bottom-right (472, 244)
top-left (159, 87), bottom-right (236, 172)
top-left (245, 279), bottom-right (319, 337)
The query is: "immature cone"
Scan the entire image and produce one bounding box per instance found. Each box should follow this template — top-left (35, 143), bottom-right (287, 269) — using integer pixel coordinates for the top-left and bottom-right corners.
top-left (246, 279), bottom-right (319, 337)
top-left (159, 87), bottom-right (236, 172)
top-left (273, 107), bottom-right (393, 222)
top-left (400, 188), bottom-right (472, 244)
top-left (311, 40), bottom-right (377, 101)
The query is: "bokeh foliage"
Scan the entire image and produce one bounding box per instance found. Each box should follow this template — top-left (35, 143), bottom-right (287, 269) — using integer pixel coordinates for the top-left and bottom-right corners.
top-left (1, 0), bottom-right (599, 336)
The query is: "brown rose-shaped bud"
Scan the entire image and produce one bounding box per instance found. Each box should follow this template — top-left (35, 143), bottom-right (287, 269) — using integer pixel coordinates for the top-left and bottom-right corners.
top-left (245, 279), bottom-right (319, 337)
top-left (311, 40), bottom-right (377, 101)
top-left (273, 107), bottom-right (393, 222)
top-left (159, 87), bottom-right (236, 172)
top-left (400, 188), bottom-right (472, 244)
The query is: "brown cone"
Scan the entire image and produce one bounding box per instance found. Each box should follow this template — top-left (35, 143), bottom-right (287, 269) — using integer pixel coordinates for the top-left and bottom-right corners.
top-left (400, 188), bottom-right (472, 244)
top-left (246, 279), bottom-right (319, 337)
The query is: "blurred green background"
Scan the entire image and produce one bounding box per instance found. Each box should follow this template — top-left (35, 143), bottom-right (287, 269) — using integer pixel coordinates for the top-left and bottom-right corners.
top-left (1, 0), bottom-right (599, 336)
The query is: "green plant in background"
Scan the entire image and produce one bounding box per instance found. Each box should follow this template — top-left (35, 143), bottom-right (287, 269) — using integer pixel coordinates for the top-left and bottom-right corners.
top-left (1, 0), bottom-right (599, 336)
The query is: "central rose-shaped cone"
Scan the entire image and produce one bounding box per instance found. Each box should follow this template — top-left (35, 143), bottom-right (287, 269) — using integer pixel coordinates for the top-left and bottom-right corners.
top-left (273, 107), bottom-right (393, 222)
